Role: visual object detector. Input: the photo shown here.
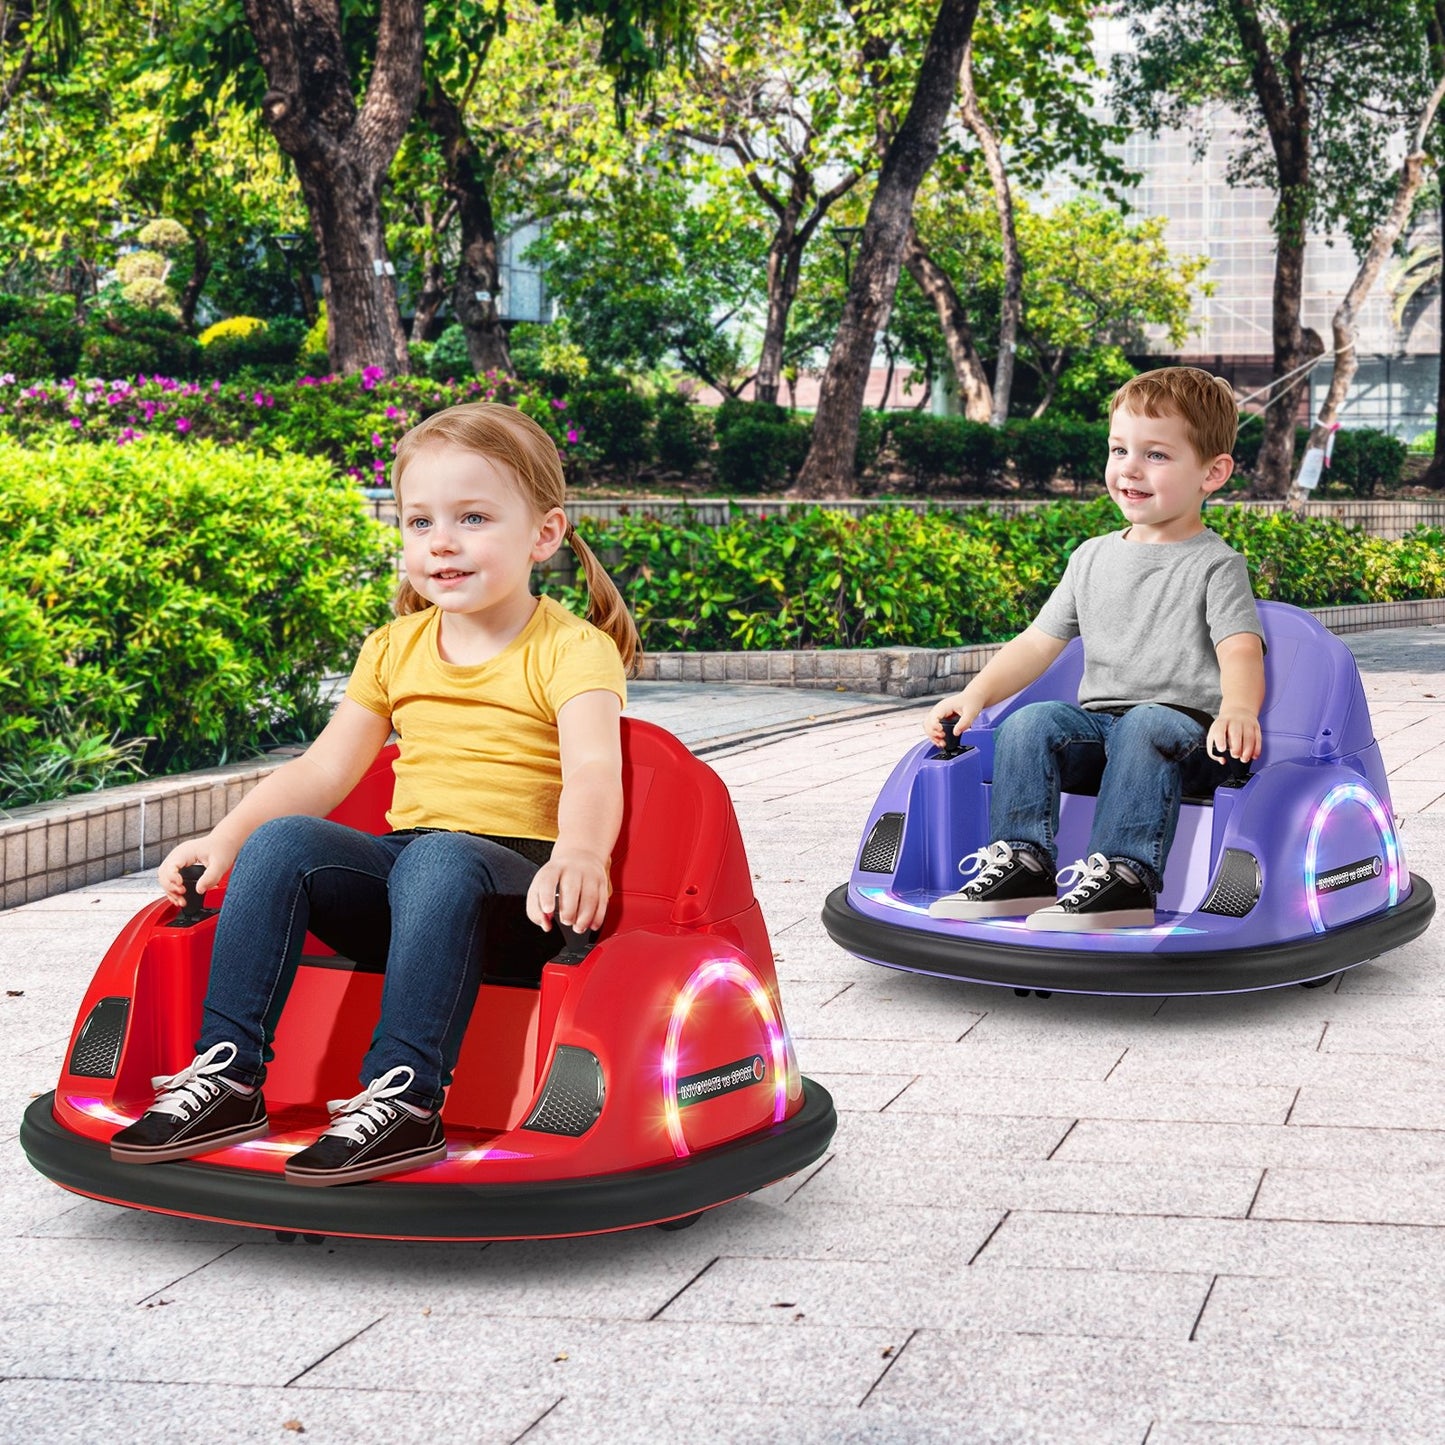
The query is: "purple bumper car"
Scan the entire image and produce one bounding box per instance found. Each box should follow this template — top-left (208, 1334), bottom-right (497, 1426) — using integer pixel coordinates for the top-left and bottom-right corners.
top-left (822, 602), bottom-right (1435, 996)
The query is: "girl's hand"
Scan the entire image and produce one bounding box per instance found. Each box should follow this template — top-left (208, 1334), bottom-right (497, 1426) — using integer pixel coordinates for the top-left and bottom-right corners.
top-left (527, 847), bottom-right (610, 933)
top-left (157, 836), bottom-right (236, 907)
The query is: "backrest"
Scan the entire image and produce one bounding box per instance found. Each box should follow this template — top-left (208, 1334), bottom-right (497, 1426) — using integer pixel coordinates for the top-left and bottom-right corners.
top-left (979, 601), bottom-right (1373, 764)
top-left (322, 719), bottom-right (757, 933)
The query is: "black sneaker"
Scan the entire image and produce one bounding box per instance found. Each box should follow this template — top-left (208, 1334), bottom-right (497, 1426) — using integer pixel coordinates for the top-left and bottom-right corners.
top-left (285, 1067), bottom-right (446, 1187)
top-left (928, 840), bottom-right (1056, 920)
top-left (111, 1042), bottom-right (268, 1163)
top-left (1026, 854), bottom-right (1156, 931)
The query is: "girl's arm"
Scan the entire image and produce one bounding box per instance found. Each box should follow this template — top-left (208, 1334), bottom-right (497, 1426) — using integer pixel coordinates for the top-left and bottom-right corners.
top-left (157, 698), bottom-right (395, 904)
top-left (526, 689), bottom-right (624, 933)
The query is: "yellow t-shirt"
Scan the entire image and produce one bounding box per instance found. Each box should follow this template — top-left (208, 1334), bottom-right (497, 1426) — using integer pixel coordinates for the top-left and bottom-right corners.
top-left (345, 596), bottom-right (627, 839)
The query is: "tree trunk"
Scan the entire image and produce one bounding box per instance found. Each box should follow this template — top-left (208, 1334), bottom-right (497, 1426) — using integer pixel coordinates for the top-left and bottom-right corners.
top-left (420, 82), bottom-right (513, 376)
top-left (1228, 3), bottom-right (1322, 496)
top-left (754, 200), bottom-right (805, 406)
top-left (902, 222), bottom-right (992, 421)
top-left (242, 0), bottom-right (423, 376)
top-left (177, 231), bottom-right (211, 331)
top-left (1296, 75), bottom-right (1445, 494)
top-left (791, 0), bottom-right (981, 499)
top-left (1427, 169), bottom-right (1445, 488)
top-left (956, 38), bottom-right (1018, 426)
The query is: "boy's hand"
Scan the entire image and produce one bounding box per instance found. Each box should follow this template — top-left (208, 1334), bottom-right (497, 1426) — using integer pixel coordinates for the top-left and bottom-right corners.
top-left (925, 691), bottom-right (979, 746)
top-left (158, 836), bottom-right (235, 906)
top-left (527, 846), bottom-right (610, 933)
top-left (1207, 709), bottom-right (1262, 765)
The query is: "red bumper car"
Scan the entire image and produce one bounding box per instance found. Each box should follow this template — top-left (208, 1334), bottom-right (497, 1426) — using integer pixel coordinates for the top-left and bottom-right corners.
top-left (21, 719), bottom-right (835, 1240)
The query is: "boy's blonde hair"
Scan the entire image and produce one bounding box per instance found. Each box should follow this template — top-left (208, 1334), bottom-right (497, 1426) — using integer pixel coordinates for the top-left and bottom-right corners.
top-left (390, 402), bottom-right (640, 674)
top-left (1109, 367), bottom-right (1239, 463)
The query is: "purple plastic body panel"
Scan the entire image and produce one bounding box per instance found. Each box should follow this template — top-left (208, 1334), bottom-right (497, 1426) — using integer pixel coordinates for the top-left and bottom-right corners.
top-left (847, 602), bottom-right (1411, 958)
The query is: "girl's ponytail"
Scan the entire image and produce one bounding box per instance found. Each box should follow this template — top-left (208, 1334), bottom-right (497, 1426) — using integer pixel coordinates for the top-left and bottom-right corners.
top-left (567, 524), bottom-right (641, 676)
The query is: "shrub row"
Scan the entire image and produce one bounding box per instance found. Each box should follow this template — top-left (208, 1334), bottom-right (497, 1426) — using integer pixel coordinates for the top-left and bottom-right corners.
top-left (542, 500), bottom-right (1445, 653)
top-left (0, 438), bottom-right (395, 809)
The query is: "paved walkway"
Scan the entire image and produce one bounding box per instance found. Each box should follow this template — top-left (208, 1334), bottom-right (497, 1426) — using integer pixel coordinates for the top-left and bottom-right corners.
top-left (2, 627), bottom-right (1444, 1442)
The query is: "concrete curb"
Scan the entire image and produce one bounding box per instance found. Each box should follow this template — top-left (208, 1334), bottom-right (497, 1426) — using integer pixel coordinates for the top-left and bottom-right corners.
top-left (4, 598), bottom-right (1444, 911)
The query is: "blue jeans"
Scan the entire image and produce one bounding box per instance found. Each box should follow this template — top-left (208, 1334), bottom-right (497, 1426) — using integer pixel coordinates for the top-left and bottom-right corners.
top-left (197, 817), bottom-right (556, 1111)
top-left (990, 701), bottom-right (1210, 895)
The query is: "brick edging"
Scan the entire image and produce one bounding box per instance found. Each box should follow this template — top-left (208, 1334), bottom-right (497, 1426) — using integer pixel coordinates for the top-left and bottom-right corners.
top-left (3, 599), bottom-right (1442, 909)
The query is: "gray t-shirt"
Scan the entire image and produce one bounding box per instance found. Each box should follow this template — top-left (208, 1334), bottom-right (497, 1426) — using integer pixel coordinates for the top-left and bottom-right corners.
top-left (1032, 528), bottom-right (1263, 719)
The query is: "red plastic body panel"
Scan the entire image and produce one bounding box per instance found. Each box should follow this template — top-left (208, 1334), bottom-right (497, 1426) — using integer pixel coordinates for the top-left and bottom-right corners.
top-left (50, 719), bottom-right (805, 1189)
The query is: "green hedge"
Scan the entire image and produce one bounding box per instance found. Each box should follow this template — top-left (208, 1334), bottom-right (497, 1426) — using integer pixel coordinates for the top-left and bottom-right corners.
top-left (0, 438), bottom-right (395, 808)
top-left (545, 500), bottom-right (1445, 652)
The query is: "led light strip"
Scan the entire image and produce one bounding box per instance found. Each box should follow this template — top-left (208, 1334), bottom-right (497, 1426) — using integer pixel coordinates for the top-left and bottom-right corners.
top-left (1303, 782), bottom-right (1400, 934)
top-left (661, 958), bottom-right (789, 1160)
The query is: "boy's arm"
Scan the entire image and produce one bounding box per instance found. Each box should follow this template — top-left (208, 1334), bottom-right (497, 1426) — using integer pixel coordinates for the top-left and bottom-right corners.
top-left (925, 626), bottom-right (1070, 745)
top-left (1209, 632), bottom-right (1266, 763)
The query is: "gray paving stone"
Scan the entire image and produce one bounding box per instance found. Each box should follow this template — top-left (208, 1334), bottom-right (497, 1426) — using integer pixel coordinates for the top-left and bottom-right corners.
top-left (883, 1074), bottom-right (1295, 1126)
top-left (798, 1146), bottom-right (1259, 1218)
top-left (296, 1314), bottom-right (898, 1407)
top-left (1054, 1117), bottom-right (1445, 1174)
top-left (1196, 1274), bottom-right (1445, 1342)
top-left (0, 1302), bottom-right (382, 1385)
top-left (798, 1034), bottom-right (1127, 1081)
top-left (1146, 1426), bottom-right (1395, 1445)
top-left (153, 1233), bottom-right (719, 1319)
top-left (0, 1378), bottom-right (555, 1445)
top-left (1289, 1079), bottom-right (1445, 1130)
top-left (0, 1235), bottom-right (238, 1309)
top-left (1251, 1166), bottom-right (1445, 1227)
top-left (974, 1210), bottom-right (1445, 1283)
top-left (656, 1254), bottom-right (1211, 1339)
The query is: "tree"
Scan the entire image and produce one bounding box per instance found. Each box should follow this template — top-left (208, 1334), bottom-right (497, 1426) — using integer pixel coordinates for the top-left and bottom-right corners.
top-left (666, 0), bottom-right (877, 405)
top-left (525, 163), bottom-right (765, 392)
top-left (165, 0), bottom-right (694, 375)
top-left (791, 0), bottom-right (981, 499)
top-left (0, 0), bottom-right (79, 123)
top-left (1114, 0), bottom-right (1435, 496)
top-left (1300, 68), bottom-right (1445, 490)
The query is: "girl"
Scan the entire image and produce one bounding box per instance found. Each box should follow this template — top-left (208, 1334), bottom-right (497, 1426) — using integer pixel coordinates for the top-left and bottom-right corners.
top-left (111, 402), bottom-right (638, 1186)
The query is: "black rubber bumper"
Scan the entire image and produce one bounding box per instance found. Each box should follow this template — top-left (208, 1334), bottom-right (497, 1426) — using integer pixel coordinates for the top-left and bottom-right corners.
top-left (20, 1080), bottom-right (837, 1241)
top-left (822, 875), bottom-right (1436, 996)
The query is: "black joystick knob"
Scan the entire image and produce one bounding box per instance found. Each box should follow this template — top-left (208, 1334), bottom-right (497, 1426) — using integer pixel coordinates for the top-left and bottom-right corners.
top-left (938, 731), bottom-right (964, 759)
top-left (168, 863), bottom-right (218, 928)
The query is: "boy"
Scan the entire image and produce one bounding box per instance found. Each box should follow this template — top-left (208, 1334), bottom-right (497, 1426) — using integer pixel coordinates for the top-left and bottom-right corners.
top-left (926, 367), bottom-right (1265, 930)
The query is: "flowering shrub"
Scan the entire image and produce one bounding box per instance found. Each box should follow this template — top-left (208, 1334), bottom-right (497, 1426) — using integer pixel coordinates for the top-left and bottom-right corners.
top-left (0, 370), bottom-right (586, 484)
top-left (198, 316), bottom-right (266, 347)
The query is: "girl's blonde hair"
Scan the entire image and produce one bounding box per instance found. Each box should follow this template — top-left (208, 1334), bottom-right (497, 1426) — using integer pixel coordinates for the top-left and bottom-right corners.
top-left (390, 402), bottom-right (640, 674)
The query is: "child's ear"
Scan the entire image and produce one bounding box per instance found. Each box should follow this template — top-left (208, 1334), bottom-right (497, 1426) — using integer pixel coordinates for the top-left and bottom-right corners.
top-left (532, 506), bottom-right (568, 562)
top-left (1201, 453), bottom-right (1235, 496)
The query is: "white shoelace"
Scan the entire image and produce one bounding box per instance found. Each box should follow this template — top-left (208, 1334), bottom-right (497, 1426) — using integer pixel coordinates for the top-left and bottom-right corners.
top-left (147, 1041), bottom-right (240, 1121)
top-left (1055, 853), bottom-right (1113, 904)
top-left (957, 840), bottom-right (1018, 892)
top-left (321, 1066), bottom-right (418, 1143)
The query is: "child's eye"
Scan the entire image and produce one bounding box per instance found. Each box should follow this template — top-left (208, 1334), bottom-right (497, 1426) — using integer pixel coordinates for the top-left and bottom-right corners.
top-left (405, 517), bottom-right (430, 531)
top-left (461, 512), bottom-right (487, 525)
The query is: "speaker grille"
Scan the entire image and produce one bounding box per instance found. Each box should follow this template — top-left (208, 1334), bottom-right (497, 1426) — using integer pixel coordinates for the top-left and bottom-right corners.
top-left (68, 996), bottom-right (130, 1078)
top-left (523, 1045), bottom-right (605, 1136)
top-left (859, 812), bottom-right (905, 874)
top-left (1199, 848), bottom-right (1262, 918)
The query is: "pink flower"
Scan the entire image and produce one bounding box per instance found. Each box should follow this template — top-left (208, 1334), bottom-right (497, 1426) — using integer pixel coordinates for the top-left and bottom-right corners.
top-left (371, 432), bottom-right (383, 447)
top-left (566, 428), bottom-right (578, 444)
top-left (70, 417), bottom-right (83, 429)
top-left (176, 417), bottom-right (191, 433)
